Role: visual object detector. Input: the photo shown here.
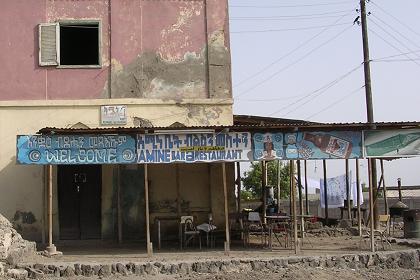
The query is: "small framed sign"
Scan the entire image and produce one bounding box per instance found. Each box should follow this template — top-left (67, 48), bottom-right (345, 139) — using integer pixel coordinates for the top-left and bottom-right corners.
top-left (101, 105), bottom-right (127, 125)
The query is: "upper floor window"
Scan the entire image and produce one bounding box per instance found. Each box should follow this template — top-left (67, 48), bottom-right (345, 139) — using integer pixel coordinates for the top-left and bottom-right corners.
top-left (38, 20), bottom-right (101, 68)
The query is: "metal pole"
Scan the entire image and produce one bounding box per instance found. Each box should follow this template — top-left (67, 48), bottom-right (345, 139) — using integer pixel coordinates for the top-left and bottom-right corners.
top-left (380, 160), bottom-right (389, 215)
top-left (262, 161), bottom-right (267, 224)
top-left (323, 160), bottom-right (329, 223)
top-left (356, 159), bottom-right (362, 236)
top-left (236, 162), bottom-right (241, 214)
top-left (222, 163), bottom-right (230, 255)
top-left (291, 161), bottom-right (299, 253)
top-left (368, 160), bottom-right (375, 252)
top-left (304, 160), bottom-right (309, 215)
top-left (144, 164), bottom-right (152, 256)
top-left (345, 159), bottom-right (352, 220)
top-left (277, 160), bottom-right (281, 213)
top-left (360, 0), bottom-right (379, 229)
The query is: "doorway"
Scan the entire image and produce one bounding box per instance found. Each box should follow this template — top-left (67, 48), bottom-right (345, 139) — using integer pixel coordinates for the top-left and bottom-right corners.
top-left (58, 165), bottom-right (102, 240)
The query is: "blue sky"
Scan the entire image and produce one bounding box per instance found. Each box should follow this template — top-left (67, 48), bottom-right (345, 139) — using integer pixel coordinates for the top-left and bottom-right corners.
top-left (229, 0), bottom-right (420, 186)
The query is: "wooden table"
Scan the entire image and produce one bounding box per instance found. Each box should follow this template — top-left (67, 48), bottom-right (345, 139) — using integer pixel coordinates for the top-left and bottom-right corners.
top-left (266, 215), bottom-right (291, 249)
top-left (154, 216), bottom-right (181, 250)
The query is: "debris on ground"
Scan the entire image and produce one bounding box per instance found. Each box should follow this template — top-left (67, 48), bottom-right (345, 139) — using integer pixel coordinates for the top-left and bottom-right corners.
top-left (0, 213), bottom-right (36, 266)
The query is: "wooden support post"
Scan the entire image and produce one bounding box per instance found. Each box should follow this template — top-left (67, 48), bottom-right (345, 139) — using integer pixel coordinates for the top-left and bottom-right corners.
top-left (176, 164), bottom-right (182, 250)
top-left (304, 160), bottom-right (309, 215)
top-left (117, 166), bottom-right (122, 244)
top-left (323, 160), bottom-right (329, 223)
top-left (368, 160), bottom-right (375, 253)
top-left (380, 160), bottom-right (389, 215)
top-left (45, 165), bottom-right (60, 256)
top-left (277, 160), bottom-right (281, 213)
top-left (144, 164), bottom-right (153, 256)
top-left (297, 160), bottom-right (304, 238)
top-left (236, 162), bottom-right (241, 214)
top-left (291, 161), bottom-right (299, 254)
top-left (356, 159), bottom-right (362, 237)
top-left (262, 161), bottom-right (267, 224)
top-left (289, 162), bottom-right (293, 216)
top-left (345, 159), bottom-right (351, 220)
top-left (222, 163), bottom-right (230, 255)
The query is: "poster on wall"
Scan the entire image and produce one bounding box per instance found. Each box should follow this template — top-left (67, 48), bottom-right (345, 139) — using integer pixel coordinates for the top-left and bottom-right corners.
top-left (253, 133), bottom-right (284, 160)
top-left (284, 131), bottom-right (362, 159)
top-left (16, 135), bottom-right (137, 164)
top-left (364, 129), bottom-right (420, 158)
top-left (136, 132), bottom-right (252, 163)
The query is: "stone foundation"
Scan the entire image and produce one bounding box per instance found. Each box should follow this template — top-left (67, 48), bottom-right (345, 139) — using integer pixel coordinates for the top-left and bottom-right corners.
top-left (9, 249), bottom-right (420, 279)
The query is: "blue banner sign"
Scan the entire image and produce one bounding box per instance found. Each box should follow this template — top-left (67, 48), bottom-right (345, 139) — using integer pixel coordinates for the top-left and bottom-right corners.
top-left (286, 131), bottom-right (362, 159)
top-left (17, 135), bottom-right (137, 164)
top-left (253, 133), bottom-right (284, 160)
top-left (137, 132), bottom-right (252, 163)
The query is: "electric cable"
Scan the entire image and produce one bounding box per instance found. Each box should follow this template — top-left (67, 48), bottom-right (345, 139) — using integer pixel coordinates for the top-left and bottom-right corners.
top-left (267, 64), bottom-right (362, 117)
top-left (230, 1), bottom-right (355, 9)
top-left (234, 24), bottom-right (353, 99)
top-left (305, 86), bottom-right (365, 119)
top-left (230, 22), bottom-right (350, 34)
top-left (233, 11), bottom-right (354, 88)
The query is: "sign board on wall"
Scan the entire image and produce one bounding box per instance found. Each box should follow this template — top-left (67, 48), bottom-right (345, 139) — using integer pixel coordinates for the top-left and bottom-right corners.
top-left (364, 129), bottom-right (420, 158)
top-left (253, 131), bottom-right (362, 160)
top-left (100, 105), bottom-right (127, 125)
top-left (137, 132), bottom-right (252, 163)
top-left (17, 135), bottom-right (136, 164)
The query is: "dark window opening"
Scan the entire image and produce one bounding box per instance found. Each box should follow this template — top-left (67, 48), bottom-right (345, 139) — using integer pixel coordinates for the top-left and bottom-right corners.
top-left (60, 24), bottom-right (99, 66)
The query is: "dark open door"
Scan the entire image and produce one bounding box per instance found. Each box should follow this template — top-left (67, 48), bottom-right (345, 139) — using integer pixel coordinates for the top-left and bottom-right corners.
top-left (58, 165), bottom-right (102, 240)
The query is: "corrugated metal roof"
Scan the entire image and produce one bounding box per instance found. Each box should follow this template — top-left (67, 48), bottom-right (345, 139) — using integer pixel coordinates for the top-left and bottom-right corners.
top-left (37, 114), bottom-right (420, 134)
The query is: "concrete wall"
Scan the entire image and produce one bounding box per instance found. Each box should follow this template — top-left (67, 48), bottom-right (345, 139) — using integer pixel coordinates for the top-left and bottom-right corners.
top-left (0, 0), bottom-right (232, 101)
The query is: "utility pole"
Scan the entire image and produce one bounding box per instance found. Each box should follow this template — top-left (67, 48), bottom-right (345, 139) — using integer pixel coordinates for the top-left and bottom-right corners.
top-left (360, 0), bottom-right (379, 229)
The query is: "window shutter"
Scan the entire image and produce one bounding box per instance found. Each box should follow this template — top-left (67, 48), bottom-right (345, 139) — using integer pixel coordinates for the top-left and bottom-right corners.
top-left (38, 23), bottom-right (59, 66)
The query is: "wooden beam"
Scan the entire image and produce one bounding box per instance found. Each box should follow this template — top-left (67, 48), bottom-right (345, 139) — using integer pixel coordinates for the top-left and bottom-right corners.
top-left (277, 160), bottom-right (281, 213)
top-left (236, 162), bottom-right (241, 214)
top-left (291, 160), bottom-right (299, 254)
top-left (356, 159), bottom-right (362, 237)
top-left (262, 161), bottom-right (267, 224)
top-left (117, 166), bottom-right (122, 244)
top-left (45, 165), bottom-right (60, 256)
top-left (368, 160), bottom-right (375, 253)
top-left (323, 160), bottom-right (329, 223)
top-left (144, 164), bottom-right (152, 256)
top-left (222, 163), bottom-right (230, 255)
top-left (345, 159), bottom-right (351, 220)
top-left (380, 160), bottom-right (389, 215)
top-left (304, 160), bottom-right (309, 215)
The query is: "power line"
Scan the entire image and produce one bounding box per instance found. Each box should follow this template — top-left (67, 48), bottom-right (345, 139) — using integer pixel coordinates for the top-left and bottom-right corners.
top-left (234, 24), bottom-right (353, 99)
top-left (369, 28), bottom-right (420, 68)
top-left (230, 1), bottom-right (354, 8)
top-left (373, 58), bottom-right (420, 63)
top-left (230, 15), bottom-right (347, 21)
top-left (371, 50), bottom-right (420, 61)
top-left (233, 11), bottom-right (354, 88)
top-left (267, 64), bottom-right (362, 117)
top-left (370, 1), bottom-right (420, 39)
top-left (230, 22), bottom-right (350, 34)
top-left (305, 86), bottom-right (365, 119)
top-left (230, 9), bottom-right (352, 19)
top-left (371, 14), bottom-right (420, 52)
top-left (369, 18), bottom-right (420, 60)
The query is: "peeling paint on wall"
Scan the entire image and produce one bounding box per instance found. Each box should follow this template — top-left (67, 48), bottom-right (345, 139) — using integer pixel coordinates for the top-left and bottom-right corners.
top-left (110, 51), bottom-right (207, 99)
